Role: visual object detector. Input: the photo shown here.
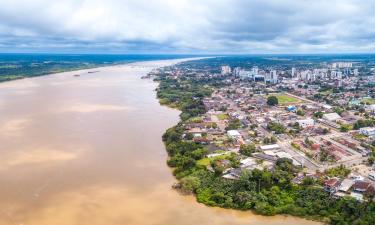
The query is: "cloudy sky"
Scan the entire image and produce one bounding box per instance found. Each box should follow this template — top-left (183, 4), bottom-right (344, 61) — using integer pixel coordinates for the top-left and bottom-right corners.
top-left (0, 0), bottom-right (375, 54)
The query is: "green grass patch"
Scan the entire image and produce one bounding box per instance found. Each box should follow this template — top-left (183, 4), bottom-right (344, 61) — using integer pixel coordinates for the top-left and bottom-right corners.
top-left (353, 133), bottom-right (367, 141)
top-left (196, 153), bottom-right (228, 167)
top-left (361, 98), bottom-right (375, 105)
top-left (217, 113), bottom-right (229, 120)
top-left (196, 158), bottom-right (211, 166)
top-left (189, 116), bottom-right (203, 123)
top-left (270, 94), bottom-right (302, 104)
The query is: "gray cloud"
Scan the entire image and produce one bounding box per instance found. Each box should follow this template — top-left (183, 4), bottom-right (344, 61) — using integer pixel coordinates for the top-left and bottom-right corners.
top-left (0, 0), bottom-right (374, 53)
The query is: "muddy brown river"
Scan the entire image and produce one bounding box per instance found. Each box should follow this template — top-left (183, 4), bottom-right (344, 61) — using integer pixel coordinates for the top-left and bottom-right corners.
top-left (0, 59), bottom-right (320, 225)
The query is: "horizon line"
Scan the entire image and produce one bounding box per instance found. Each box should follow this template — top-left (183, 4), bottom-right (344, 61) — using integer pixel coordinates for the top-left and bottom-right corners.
top-left (1, 52), bottom-right (375, 56)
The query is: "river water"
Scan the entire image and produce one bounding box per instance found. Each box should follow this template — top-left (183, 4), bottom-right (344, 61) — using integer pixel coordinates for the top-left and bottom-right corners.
top-left (0, 59), bottom-right (320, 225)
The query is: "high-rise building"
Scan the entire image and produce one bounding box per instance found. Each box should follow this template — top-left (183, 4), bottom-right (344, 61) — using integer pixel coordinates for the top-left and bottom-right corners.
top-left (354, 69), bottom-right (359, 76)
top-left (271, 70), bottom-right (278, 84)
top-left (234, 67), bottom-right (241, 76)
top-left (291, 67), bottom-right (296, 77)
top-left (337, 71), bottom-right (343, 79)
top-left (221, 66), bottom-right (232, 75)
top-left (332, 62), bottom-right (352, 69)
top-left (239, 70), bottom-right (252, 79)
top-left (331, 70), bottom-right (337, 79)
top-left (252, 66), bottom-right (259, 75)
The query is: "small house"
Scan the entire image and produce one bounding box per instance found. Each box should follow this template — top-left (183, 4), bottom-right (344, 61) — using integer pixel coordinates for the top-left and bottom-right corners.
top-left (324, 178), bottom-right (341, 193)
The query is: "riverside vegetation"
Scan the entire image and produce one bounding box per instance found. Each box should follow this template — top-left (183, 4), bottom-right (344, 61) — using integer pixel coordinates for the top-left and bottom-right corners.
top-left (154, 61), bottom-right (375, 225)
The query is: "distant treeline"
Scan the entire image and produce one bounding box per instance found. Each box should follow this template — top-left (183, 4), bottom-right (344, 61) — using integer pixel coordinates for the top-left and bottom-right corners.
top-left (0, 54), bottom-right (197, 81)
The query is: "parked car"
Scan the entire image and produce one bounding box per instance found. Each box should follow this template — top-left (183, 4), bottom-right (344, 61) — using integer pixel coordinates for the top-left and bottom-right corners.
top-left (369, 172), bottom-right (375, 181)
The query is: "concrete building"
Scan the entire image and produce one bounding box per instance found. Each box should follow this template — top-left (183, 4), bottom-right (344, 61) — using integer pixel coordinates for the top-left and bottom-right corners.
top-left (338, 179), bottom-right (355, 193)
top-left (323, 113), bottom-right (342, 121)
top-left (296, 118), bottom-right (315, 128)
top-left (271, 70), bottom-right (278, 84)
top-left (227, 130), bottom-right (241, 139)
top-left (260, 144), bottom-right (280, 151)
top-left (233, 67), bottom-right (241, 77)
top-left (359, 127), bottom-right (375, 137)
top-left (354, 69), bottom-right (359, 76)
top-left (252, 66), bottom-right (259, 75)
top-left (291, 67), bottom-right (296, 77)
top-left (332, 62), bottom-right (353, 69)
top-left (324, 178), bottom-right (341, 193)
top-left (221, 66), bottom-right (232, 75)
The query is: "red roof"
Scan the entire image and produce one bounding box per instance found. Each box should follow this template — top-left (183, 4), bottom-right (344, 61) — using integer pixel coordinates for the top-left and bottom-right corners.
top-left (325, 178), bottom-right (340, 187)
top-left (311, 144), bottom-right (320, 150)
top-left (353, 181), bottom-right (371, 191)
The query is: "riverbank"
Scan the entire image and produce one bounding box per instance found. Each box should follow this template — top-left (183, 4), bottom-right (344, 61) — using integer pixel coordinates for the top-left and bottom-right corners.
top-left (0, 54), bottom-right (204, 83)
top-left (154, 60), bottom-right (372, 225)
top-left (0, 58), bottom-right (321, 225)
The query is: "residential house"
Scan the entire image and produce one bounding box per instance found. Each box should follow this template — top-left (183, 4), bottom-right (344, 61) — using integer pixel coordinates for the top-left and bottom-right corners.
top-left (324, 178), bottom-right (341, 193)
top-left (352, 181), bottom-right (372, 193)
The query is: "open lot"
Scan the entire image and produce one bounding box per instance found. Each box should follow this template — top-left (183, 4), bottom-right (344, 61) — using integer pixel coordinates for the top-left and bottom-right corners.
top-left (270, 93), bottom-right (302, 104)
top-left (361, 98), bottom-right (375, 105)
top-left (217, 113), bottom-right (229, 120)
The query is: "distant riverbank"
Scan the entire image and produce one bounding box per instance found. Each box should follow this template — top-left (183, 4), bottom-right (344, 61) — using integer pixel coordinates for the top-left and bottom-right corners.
top-left (0, 54), bottom-right (204, 83)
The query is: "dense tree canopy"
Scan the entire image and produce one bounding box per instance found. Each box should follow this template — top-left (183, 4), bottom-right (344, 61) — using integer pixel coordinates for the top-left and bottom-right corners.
top-left (267, 96), bottom-right (279, 106)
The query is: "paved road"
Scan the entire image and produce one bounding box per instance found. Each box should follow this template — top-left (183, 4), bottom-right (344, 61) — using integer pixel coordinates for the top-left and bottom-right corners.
top-left (278, 141), bottom-right (320, 171)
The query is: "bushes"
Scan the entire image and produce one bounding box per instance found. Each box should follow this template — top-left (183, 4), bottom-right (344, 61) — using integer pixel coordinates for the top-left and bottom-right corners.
top-left (325, 165), bottom-right (351, 178)
top-left (340, 124), bottom-right (351, 132)
top-left (180, 176), bottom-right (201, 193)
top-left (267, 122), bottom-right (286, 134)
top-left (239, 144), bottom-right (256, 156)
top-left (225, 119), bottom-right (242, 131)
top-left (353, 119), bottom-right (375, 130)
top-left (314, 111), bottom-right (324, 118)
top-left (296, 109), bottom-right (305, 116)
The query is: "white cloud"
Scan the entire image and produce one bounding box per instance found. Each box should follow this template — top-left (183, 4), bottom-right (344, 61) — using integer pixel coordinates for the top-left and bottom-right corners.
top-left (0, 0), bottom-right (374, 53)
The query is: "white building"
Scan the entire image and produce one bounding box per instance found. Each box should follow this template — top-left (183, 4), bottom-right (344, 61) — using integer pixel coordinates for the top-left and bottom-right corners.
top-left (296, 118), bottom-right (315, 128)
top-left (337, 71), bottom-right (343, 79)
top-left (331, 70), bottom-right (337, 79)
top-left (354, 69), bottom-right (359, 76)
top-left (238, 67), bottom-right (261, 81)
top-left (350, 192), bottom-right (363, 202)
top-left (221, 66), bottom-right (232, 75)
top-left (291, 67), bottom-right (296, 77)
top-left (252, 66), bottom-right (259, 75)
top-left (233, 67), bottom-right (241, 76)
top-left (359, 127), bottom-right (375, 137)
top-left (270, 70), bottom-right (278, 84)
top-left (366, 104), bottom-right (375, 113)
top-left (227, 130), bottom-right (241, 139)
top-left (338, 179), bottom-right (355, 193)
top-left (323, 113), bottom-right (341, 121)
top-left (332, 62), bottom-right (353, 69)
top-left (300, 70), bottom-right (312, 81)
top-left (260, 144), bottom-right (280, 151)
